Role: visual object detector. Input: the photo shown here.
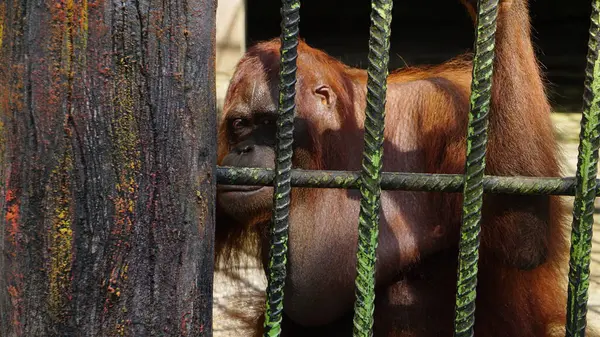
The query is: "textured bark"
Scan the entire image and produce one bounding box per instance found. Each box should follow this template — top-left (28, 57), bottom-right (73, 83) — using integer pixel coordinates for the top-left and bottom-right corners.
top-left (0, 0), bottom-right (217, 336)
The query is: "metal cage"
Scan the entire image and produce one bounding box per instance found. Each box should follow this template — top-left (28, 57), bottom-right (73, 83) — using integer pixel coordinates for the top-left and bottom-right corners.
top-left (215, 0), bottom-right (600, 336)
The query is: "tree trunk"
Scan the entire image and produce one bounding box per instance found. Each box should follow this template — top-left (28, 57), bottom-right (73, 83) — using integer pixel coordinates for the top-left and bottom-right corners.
top-left (0, 0), bottom-right (217, 336)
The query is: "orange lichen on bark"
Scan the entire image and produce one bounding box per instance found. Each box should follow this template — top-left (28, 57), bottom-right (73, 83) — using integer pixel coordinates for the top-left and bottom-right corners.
top-left (2, 6), bottom-right (25, 333)
top-left (5, 190), bottom-right (20, 251)
top-left (5, 189), bottom-right (23, 335)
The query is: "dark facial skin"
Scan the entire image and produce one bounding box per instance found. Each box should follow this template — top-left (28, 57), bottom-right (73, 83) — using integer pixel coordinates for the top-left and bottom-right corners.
top-left (217, 61), bottom-right (334, 229)
top-left (217, 113), bottom-right (277, 222)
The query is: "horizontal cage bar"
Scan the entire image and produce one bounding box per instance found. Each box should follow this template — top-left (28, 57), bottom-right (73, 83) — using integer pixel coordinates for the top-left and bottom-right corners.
top-left (217, 166), bottom-right (599, 196)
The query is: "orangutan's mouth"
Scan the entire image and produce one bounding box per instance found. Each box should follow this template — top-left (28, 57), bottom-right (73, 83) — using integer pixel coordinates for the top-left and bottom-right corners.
top-left (217, 185), bottom-right (265, 193)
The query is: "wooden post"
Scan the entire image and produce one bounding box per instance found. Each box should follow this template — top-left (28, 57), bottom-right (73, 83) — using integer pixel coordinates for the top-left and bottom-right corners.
top-left (0, 0), bottom-right (217, 335)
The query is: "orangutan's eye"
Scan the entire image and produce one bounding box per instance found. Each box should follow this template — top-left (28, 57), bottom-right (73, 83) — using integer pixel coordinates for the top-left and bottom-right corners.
top-left (231, 118), bottom-right (246, 130)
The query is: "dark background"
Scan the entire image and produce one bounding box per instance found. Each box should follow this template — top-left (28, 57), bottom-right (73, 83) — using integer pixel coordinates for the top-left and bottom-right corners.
top-left (246, 0), bottom-right (592, 111)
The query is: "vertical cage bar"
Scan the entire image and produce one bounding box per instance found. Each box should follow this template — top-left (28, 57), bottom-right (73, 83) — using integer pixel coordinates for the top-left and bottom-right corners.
top-left (566, 1), bottom-right (600, 336)
top-left (262, 1), bottom-right (301, 336)
top-left (453, 1), bottom-right (499, 336)
top-left (351, 0), bottom-right (394, 336)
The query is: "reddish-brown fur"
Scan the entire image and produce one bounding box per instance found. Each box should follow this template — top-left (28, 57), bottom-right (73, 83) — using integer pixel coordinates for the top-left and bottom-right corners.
top-left (215, 1), bottom-right (589, 336)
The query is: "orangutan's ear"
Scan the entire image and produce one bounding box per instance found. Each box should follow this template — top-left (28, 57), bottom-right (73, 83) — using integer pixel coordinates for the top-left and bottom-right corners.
top-left (314, 85), bottom-right (336, 108)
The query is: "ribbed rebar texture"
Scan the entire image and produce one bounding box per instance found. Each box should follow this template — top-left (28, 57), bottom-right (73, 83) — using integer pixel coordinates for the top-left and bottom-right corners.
top-left (217, 166), bottom-right (600, 196)
top-left (453, 1), bottom-right (499, 336)
top-left (262, 1), bottom-right (300, 336)
top-left (566, 1), bottom-right (600, 336)
top-left (352, 1), bottom-right (394, 336)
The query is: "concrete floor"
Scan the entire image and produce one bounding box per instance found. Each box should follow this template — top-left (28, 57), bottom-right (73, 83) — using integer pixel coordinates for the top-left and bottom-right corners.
top-left (553, 113), bottom-right (600, 323)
